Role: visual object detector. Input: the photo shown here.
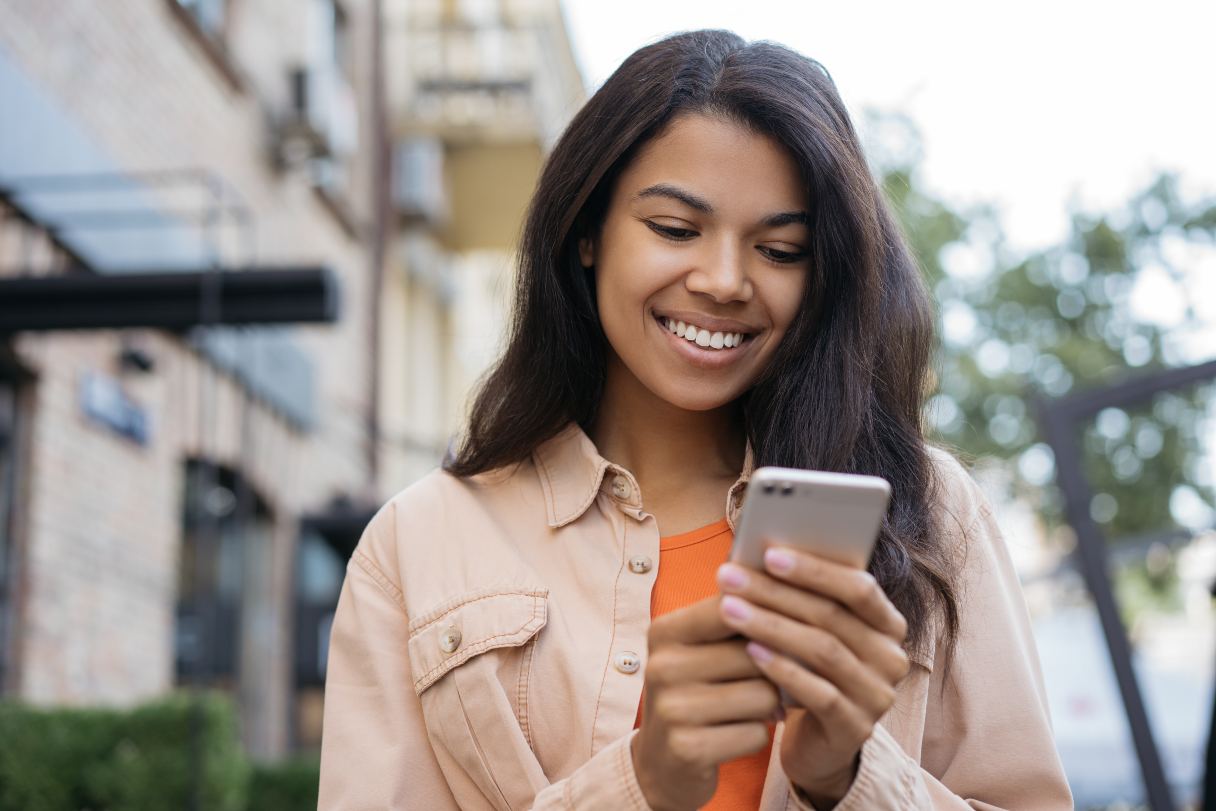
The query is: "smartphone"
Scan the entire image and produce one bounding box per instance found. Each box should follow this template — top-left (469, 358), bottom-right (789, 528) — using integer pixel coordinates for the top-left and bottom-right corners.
top-left (729, 467), bottom-right (891, 571)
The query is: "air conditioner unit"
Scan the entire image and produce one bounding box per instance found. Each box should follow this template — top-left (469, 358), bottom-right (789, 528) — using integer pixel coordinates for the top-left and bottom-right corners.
top-left (276, 64), bottom-right (359, 168)
top-left (392, 138), bottom-right (447, 226)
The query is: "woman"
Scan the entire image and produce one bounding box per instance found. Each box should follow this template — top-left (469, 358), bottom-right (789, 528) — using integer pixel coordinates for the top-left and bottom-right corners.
top-left (319, 29), bottom-right (1072, 810)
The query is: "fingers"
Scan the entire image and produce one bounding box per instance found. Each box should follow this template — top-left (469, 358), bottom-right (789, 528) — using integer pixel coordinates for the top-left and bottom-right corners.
top-left (716, 562), bottom-right (910, 684)
top-left (718, 595), bottom-right (898, 717)
top-left (648, 595), bottom-right (739, 646)
top-left (746, 642), bottom-right (875, 745)
top-left (758, 547), bottom-right (908, 643)
top-left (645, 639), bottom-right (762, 687)
top-left (667, 721), bottom-right (773, 769)
top-left (649, 678), bottom-right (780, 726)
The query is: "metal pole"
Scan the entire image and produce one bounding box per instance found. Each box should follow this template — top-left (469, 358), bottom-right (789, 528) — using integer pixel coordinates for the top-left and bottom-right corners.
top-left (1039, 401), bottom-right (1176, 811)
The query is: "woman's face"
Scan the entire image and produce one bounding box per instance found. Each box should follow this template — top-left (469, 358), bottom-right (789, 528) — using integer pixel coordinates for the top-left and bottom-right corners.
top-left (582, 112), bottom-right (811, 413)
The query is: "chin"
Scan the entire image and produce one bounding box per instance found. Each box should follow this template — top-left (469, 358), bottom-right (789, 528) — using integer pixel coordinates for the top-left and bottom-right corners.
top-left (647, 380), bottom-right (745, 413)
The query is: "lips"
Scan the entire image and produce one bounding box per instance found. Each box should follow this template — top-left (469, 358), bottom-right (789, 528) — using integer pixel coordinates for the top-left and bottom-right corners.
top-left (652, 308), bottom-right (761, 336)
top-left (650, 312), bottom-right (759, 370)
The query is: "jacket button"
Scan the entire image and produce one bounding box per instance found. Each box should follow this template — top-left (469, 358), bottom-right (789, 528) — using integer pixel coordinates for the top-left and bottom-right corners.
top-left (611, 475), bottom-right (632, 500)
top-left (614, 650), bottom-right (641, 674)
top-left (628, 555), bottom-right (653, 574)
top-left (439, 625), bottom-right (462, 654)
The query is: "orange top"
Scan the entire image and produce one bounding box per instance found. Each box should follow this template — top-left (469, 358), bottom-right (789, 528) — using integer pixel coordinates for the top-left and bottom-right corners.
top-left (634, 517), bottom-right (774, 809)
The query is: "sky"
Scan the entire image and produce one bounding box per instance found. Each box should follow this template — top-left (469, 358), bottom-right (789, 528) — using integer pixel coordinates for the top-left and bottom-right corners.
top-left (560, 0), bottom-right (1216, 258)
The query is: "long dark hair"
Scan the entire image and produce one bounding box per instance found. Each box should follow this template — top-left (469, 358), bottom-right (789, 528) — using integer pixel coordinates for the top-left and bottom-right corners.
top-left (445, 30), bottom-right (958, 662)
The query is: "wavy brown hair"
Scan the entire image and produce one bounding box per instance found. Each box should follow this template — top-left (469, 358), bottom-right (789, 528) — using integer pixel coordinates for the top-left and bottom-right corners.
top-left (445, 30), bottom-right (958, 662)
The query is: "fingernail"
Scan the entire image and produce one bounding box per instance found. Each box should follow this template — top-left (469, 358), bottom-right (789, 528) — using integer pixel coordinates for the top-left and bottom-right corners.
top-left (721, 595), bottom-right (752, 622)
top-left (716, 563), bottom-right (748, 590)
top-left (764, 547), bottom-right (794, 575)
top-left (746, 641), bottom-right (773, 664)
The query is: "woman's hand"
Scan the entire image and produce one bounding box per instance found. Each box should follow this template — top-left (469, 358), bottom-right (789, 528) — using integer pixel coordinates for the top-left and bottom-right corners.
top-left (632, 596), bottom-right (782, 811)
top-left (715, 547), bottom-right (910, 809)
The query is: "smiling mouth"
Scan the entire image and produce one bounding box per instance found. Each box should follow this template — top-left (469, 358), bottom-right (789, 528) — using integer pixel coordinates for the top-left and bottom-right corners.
top-left (654, 314), bottom-right (757, 351)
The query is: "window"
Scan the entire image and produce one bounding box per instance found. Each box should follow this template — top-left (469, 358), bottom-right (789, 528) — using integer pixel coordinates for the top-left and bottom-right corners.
top-left (167, 0), bottom-right (242, 92)
top-left (294, 0), bottom-right (359, 225)
top-left (174, 460), bottom-right (271, 688)
top-left (292, 528), bottom-right (346, 749)
top-left (175, 0), bottom-right (228, 40)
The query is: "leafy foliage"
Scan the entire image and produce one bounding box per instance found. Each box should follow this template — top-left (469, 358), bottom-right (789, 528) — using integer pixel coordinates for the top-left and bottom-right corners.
top-left (866, 110), bottom-right (1216, 541)
top-left (0, 692), bottom-right (321, 811)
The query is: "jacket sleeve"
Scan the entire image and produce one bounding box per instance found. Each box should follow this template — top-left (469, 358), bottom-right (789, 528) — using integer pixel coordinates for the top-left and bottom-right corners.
top-left (787, 475), bottom-right (1074, 811)
top-left (317, 503), bottom-right (654, 811)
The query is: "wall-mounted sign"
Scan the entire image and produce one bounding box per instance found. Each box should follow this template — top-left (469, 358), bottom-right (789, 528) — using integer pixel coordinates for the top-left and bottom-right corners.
top-left (79, 372), bottom-right (151, 446)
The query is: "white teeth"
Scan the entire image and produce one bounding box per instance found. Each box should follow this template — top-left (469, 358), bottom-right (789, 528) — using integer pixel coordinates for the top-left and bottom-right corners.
top-left (660, 316), bottom-right (747, 350)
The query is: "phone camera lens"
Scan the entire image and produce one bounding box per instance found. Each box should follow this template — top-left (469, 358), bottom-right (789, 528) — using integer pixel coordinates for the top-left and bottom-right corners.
top-left (780, 483), bottom-right (794, 496)
top-left (761, 483), bottom-right (775, 495)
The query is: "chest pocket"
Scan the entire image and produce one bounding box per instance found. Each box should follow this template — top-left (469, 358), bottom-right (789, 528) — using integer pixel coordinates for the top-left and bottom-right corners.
top-left (408, 588), bottom-right (550, 811)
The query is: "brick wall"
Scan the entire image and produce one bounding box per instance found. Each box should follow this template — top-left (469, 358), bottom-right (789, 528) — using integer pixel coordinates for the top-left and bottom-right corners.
top-left (0, 0), bottom-right (381, 758)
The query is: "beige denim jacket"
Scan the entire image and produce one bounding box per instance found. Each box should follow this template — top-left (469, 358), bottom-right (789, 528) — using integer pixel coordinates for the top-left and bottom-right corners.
top-left (318, 423), bottom-right (1073, 810)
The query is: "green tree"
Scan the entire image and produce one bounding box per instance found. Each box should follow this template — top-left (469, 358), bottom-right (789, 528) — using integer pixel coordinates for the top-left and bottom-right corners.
top-left (865, 109), bottom-right (1216, 542)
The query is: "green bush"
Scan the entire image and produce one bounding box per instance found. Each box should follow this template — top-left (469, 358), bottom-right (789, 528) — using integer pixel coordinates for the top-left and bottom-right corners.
top-left (248, 755), bottom-right (321, 811)
top-left (0, 692), bottom-right (249, 811)
top-left (0, 703), bottom-right (122, 811)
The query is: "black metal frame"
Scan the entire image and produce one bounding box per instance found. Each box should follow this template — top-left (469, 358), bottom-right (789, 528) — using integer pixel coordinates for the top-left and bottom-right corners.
top-left (0, 267), bottom-right (339, 332)
top-left (1037, 358), bottom-right (1216, 811)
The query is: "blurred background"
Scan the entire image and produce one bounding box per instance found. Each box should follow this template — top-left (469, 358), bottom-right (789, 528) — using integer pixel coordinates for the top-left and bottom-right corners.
top-left (0, 1), bottom-right (1212, 809)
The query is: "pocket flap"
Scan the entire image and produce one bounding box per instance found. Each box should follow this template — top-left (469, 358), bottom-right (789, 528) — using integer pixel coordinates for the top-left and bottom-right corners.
top-left (407, 588), bottom-right (548, 693)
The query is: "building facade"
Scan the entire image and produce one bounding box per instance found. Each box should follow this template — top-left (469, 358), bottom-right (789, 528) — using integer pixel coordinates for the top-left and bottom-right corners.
top-left (0, 0), bottom-right (383, 759)
top-left (0, 0), bottom-right (584, 760)
top-left (377, 0), bottom-right (585, 489)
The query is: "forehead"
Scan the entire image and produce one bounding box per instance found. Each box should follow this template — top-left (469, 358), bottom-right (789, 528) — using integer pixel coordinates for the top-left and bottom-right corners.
top-left (615, 112), bottom-right (809, 215)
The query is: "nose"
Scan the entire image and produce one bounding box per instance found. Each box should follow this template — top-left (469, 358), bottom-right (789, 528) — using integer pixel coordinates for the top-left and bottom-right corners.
top-left (685, 237), bottom-right (753, 304)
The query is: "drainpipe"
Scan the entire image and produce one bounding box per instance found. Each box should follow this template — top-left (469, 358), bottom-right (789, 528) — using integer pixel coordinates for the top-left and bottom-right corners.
top-left (367, 0), bottom-right (388, 495)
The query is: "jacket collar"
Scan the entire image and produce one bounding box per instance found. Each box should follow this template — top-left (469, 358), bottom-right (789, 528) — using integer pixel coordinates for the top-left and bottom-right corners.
top-left (532, 422), bottom-right (756, 530)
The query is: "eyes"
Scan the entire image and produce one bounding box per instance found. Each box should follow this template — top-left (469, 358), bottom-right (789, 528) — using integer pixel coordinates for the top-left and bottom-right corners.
top-left (643, 220), bottom-right (808, 265)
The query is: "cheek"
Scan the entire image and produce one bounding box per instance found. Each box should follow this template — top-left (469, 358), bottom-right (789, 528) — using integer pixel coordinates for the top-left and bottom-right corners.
top-left (595, 231), bottom-right (685, 326)
top-left (758, 269), bottom-right (808, 336)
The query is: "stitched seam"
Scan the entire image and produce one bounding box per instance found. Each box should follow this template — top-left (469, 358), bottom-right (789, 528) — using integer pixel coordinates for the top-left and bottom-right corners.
top-left (453, 669), bottom-right (513, 810)
top-left (414, 608), bottom-right (544, 691)
top-left (618, 735), bottom-right (647, 810)
top-left (408, 588), bottom-right (548, 634)
top-left (898, 761), bottom-right (915, 802)
top-left (589, 517), bottom-right (628, 756)
top-left (848, 733), bottom-right (880, 807)
top-left (566, 459), bottom-right (612, 525)
top-left (562, 770), bottom-right (575, 810)
top-left (517, 614), bottom-right (538, 749)
top-left (351, 550), bottom-right (406, 612)
top-left (962, 502), bottom-right (993, 540)
top-left (897, 740), bottom-right (921, 801)
top-left (535, 446), bottom-right (560, 526)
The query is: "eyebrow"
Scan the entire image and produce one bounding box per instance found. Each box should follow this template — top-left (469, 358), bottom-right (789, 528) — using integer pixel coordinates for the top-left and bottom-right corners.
top-left (634, 183), bottom-right (808, 227)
